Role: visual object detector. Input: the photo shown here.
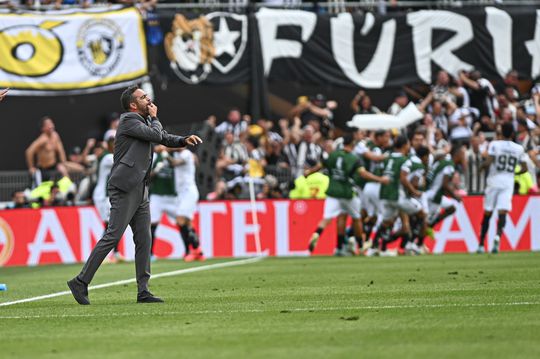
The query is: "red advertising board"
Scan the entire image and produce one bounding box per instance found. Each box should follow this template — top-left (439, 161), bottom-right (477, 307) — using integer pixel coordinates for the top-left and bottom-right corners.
top-left (0, 196), bottom-right (539, 267)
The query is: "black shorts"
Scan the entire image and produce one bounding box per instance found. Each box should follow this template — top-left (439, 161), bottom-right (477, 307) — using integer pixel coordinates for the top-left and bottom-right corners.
top-left (38, 164), bottom-right (58, 182)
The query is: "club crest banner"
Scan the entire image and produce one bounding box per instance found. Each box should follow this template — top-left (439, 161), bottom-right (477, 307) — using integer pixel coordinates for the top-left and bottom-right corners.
top-left (163, 12), bottom-right (249, 84)
top-left (0, 7), bottom-right (147, 95)
top-left (157, 7), bottom-right (540, 88)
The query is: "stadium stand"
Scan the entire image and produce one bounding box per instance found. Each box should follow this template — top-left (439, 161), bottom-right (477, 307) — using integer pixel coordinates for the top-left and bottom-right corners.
top-left (1, 1), bottom-right (540, 203)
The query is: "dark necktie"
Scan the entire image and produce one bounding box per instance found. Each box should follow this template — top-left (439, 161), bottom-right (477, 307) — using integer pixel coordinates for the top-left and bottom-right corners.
top-left (143, 116), bottom-right (153, 183)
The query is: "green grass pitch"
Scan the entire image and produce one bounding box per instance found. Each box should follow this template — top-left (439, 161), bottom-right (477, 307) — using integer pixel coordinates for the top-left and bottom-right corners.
top-left (1, 253), bottom-right (539, 358)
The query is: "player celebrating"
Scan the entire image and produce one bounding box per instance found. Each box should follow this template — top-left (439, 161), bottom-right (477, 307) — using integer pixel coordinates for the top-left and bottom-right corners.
top-left (306, 133), bottom-right (389, 255)
top-left (170, 147), bottom-right (203, 262)
top-left (150, 146), bottom-right (204, 261)
top-left (405, 145), bottom-right (430, 254)
top-left (478, 123), bottom-right (528, 254)
top-left (424, 146), bottom-right (464, 239)
top-left (353, 130), bottom-right (390, 247)
top-left (149, 145), bottom-right (177, 259)
top-left (372, 135), bottom-right (425, 256)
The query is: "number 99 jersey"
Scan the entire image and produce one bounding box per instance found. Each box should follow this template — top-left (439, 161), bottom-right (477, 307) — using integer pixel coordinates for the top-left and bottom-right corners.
top-left (487, 140), bottom-right (527, 189)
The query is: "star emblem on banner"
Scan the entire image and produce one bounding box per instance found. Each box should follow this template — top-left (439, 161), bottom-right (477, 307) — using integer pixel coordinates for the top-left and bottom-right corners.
top-left (213, 17), bottom-right (240, 57)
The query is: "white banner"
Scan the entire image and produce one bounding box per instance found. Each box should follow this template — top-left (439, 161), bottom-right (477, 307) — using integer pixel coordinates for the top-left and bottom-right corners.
top-left (347, 102), bottom-right (424, 130)
top-left (0, 7), bottom-right (147, 95)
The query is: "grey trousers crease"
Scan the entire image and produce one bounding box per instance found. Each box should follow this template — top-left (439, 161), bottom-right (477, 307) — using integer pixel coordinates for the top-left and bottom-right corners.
top-left (78, 182), bottom-right (152, 294)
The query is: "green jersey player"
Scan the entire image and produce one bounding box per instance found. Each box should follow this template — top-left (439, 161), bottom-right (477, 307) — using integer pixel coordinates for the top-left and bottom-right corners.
top-left (372, 135), bottom-right (425, 256)
top-left (305, 133), bottom-right (389, 256)
top-left (353, 130), bottom-right (390, 245)
top-left (149, 145), bottom-right (204, 261)
top-left (149, 146), bottom-right (178, 258)
top-left (403, 146), bottom-right (430, 255)
top-left (425, 146), bottom-right (464, 240)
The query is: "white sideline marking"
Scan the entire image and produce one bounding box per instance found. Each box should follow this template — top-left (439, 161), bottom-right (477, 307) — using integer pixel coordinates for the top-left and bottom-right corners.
top-left (0, 301), bottom-right (538, 319)
top-left (0, 257), bottom-right (263, 308)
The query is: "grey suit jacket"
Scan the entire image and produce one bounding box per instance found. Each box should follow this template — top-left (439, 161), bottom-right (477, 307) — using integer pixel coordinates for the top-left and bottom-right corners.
top-left (108, 112), bottom-right (186, 192)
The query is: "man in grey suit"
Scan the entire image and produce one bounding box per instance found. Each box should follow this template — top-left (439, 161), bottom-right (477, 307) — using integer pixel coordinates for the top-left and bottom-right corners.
top-left (67, 85), bottom-right (202, 304)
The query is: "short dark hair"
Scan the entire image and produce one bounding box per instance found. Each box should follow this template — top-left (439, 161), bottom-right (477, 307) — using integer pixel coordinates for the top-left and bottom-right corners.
top-left (413, 127), bottom-right (426, 137)
top-left (450, 144), bottom-right (464, 158)
top-left (121, 85), bottom-right (139, 111)
top-left (374, 129), bottom-right (387, 138)
top-left (39, 116), bottom-right (52, 129)
top-left (342, 133), bottom-right (355, 146)
top-left (470, 70), bottom-right (482, 81)
top-left (394, 135), bottom-right (409, 149)
top-left (517, 118), bottom-right (529, 130)
top-left (416, 146), bottom-right (430, 159)
top-left (501, 122), bottom-right (514, 139)
top-left (247, 136), bottom-right (259, 148)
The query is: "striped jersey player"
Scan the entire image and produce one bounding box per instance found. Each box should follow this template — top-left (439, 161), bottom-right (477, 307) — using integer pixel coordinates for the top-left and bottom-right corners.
top-left (478, 122), bottom-right (528, 254)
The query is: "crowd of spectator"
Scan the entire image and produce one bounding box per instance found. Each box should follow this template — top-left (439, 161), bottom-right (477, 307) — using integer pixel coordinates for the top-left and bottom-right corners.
top-left (0, 0), bottom-right (503, 13)
top-left (0, 0), bottom-right (144, 10)
top-left (204, 69), bottom-right (540, 200)
top-left (5, 67), bottom-right (540, 210)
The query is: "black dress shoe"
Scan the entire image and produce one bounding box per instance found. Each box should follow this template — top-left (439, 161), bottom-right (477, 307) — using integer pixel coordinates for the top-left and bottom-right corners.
top-left (137, 291), bottom-right (164, 303)
top-left (67, 277), bottom-right (90, 305)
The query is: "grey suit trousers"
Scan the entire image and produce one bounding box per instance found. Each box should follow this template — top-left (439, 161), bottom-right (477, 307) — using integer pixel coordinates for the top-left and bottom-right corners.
top-left (78, 181), bottom-right (151, 294)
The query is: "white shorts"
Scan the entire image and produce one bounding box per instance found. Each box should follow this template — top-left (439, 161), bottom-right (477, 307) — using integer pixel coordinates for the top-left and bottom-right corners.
top-left (421, 192), bottom-right (429, 213)
top-left (484, 186), bottom-right (513, 212)
top-left (323, 196), bottom-right (361, 220)
top-left (150, 194), bottom-right (178, 223)
top-left (427, 195), bottom-right (456, 219)
top-left (94, 198), bottom-right (110, 222)
top-left (176, 187), bottom-right (199, 220)
top-left (381, 196), bottom-right (423, 221)
top-left (362, 182), bottom-right (381, 217)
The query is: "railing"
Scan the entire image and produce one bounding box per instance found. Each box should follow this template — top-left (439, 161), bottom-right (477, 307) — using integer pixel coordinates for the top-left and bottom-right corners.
top-left (0, 167), bottom-right (291, 202)
top-left (153, 0), bottom-right (540, 10)
top-left (0, 171), bottom-right (32, 202)
top-left (264, 165), bottom-right (293, 187)
top-left (0, 164), bottom-right (493, 204)
top-left (153, 1), bottom-right (540, 10)
top-left (0, 171), bottom-right (87, 202)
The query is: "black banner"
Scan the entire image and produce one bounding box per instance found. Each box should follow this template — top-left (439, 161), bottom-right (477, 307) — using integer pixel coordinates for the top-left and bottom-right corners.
top-left (156, 7), bottom-right (540, 89)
